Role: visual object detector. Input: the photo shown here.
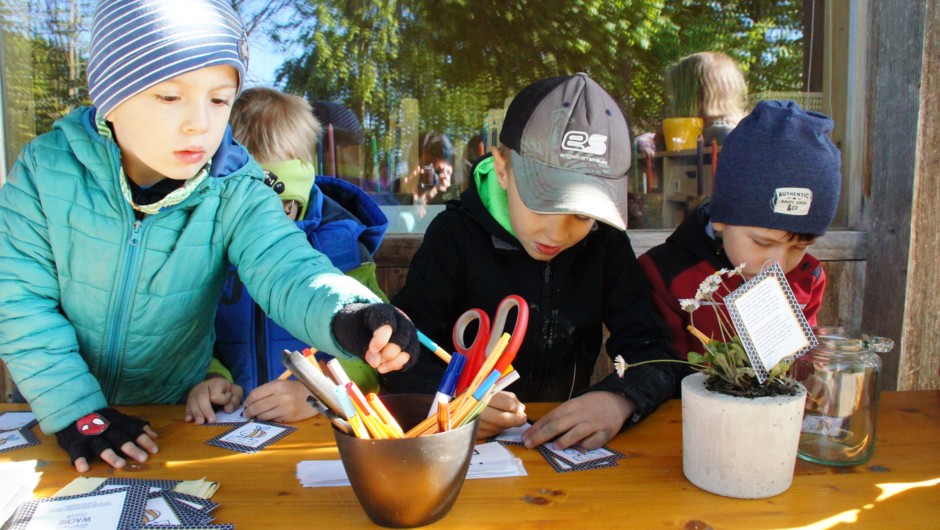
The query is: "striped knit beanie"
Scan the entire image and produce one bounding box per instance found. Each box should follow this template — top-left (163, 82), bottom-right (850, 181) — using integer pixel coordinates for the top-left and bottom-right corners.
top-left (87, 0), bottom-right (249, 119)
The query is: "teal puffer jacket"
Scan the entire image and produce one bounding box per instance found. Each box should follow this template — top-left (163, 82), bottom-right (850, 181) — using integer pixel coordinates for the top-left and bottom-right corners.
top-left (0, 107), bottom-right (379, 434)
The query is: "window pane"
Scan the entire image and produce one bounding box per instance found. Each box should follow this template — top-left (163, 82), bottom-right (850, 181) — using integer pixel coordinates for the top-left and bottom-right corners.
top-left (2, 1), bottom-right (831, 232)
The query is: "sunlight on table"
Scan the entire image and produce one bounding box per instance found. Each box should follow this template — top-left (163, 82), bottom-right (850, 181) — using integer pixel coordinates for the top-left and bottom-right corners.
top-left (775, 477), bottom-right (940, 530)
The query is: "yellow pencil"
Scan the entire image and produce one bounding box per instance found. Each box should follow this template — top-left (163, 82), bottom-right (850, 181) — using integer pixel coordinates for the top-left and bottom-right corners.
top-left (465, 333), bottom-right (510, 394)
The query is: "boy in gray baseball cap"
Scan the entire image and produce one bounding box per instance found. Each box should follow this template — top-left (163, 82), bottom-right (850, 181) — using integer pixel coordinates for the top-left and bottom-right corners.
top-left (639, 100), bottom-right (841, 361)
top-left (382, 73), bottom-right (679, 451)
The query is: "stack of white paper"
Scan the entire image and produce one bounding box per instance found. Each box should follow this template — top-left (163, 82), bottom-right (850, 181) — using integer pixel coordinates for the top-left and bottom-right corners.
top-left (296, 442), bottom-right (526, 488)
top-left (296, 460), bottom-right (353, 487)
top-left (466, 442), bottom-right (528, 479)
top-left (0, 460), bottom-right (41, 528)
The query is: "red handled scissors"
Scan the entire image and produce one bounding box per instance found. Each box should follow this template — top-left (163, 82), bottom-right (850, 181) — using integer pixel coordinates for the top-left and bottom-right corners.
top-left (452, 295), bottom-right (529, 395)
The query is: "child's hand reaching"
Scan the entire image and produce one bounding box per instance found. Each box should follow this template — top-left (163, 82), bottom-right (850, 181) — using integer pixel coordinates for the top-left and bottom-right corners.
top-left (331, 303), bottom-right (420, 373)
top-left (243, 380), bottom-right (319, 424)
top-left (521, 391), bottom-right (636, 450)
top-left (185, 375), bottom-right (244, 425)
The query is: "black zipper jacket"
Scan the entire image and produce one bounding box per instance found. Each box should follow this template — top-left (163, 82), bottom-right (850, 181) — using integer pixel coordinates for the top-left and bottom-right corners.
top-left (381, 156), bottom-right (679, 427)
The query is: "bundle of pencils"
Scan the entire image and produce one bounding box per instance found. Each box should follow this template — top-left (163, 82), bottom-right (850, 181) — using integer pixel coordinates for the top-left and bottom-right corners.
top-left (283, 312), bottom-right (524, 439)
top-left (281, 348), bottom-right (404, 439)
top-left (405, 331), bottom-right (521, 438)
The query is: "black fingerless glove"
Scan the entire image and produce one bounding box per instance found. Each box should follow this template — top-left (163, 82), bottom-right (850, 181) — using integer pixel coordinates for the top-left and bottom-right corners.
top-left (55, 408), bottom-right (149, 464)
top-left (331, 303), bottom-right (420, 370)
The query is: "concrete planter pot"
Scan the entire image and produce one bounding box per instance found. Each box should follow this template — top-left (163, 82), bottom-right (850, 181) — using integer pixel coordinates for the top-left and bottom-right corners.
top-left (681, 372), bottom-right (807, 499)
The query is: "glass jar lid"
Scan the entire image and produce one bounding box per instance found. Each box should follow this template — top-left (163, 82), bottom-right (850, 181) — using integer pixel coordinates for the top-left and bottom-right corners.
top-left (813, 326), bottom-right (895, 353)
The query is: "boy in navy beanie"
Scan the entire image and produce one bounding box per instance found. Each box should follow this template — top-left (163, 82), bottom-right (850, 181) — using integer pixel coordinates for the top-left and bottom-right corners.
top-left (639, 100), bottom-right (841, 360)
top-left (0, 0), bottom-right (417, 473)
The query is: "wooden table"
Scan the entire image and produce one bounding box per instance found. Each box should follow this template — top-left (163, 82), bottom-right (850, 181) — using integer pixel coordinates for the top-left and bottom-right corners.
top-left (2, 390), bottom-right (938, 529)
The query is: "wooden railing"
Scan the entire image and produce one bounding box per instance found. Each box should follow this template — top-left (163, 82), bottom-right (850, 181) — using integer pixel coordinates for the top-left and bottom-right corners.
top-left (0, 230), bottom-right (869, 403)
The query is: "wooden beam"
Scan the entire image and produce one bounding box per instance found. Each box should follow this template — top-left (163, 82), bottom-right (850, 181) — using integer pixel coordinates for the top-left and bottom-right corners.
top-left (899, 0), bottom-right (940, 390)
top-left (862, 0), bottom-right (930, 390)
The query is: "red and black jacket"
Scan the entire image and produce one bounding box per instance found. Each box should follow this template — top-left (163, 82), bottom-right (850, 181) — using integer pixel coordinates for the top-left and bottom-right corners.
top-left (638, 204), bottom-right (825, 361)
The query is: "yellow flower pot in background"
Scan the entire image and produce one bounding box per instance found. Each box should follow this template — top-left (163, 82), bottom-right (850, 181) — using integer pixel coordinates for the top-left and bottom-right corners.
top-left (662, 117), bottom-right (704, 151)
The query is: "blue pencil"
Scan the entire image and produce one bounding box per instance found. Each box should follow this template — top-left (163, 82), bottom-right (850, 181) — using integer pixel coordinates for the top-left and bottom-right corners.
top-left (417, 330), bottom-right (452, 363)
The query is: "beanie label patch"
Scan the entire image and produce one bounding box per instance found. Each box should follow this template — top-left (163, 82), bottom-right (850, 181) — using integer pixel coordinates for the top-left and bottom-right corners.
top-left (771, 187), bottom-right (813, 216)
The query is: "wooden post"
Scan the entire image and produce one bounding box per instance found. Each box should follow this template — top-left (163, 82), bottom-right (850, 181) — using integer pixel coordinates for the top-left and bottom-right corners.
top-left (898, 0), bottom-right (940, 390)
top-left (862, 0), bottom-right (937, 390)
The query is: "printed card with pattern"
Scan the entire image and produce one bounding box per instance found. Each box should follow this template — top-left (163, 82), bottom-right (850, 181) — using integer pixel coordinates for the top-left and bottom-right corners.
top-left (537, 443), bottom-right (625, 473)
top-left (203, 407), bottom-right (249, 426)
top-left (0, 411), bottom-right (38, 432)
top-left (724, 261), bottom-right (817, 383)
top-left (0, 428), bottom-right (39, 454)
top-left (142, 490), bottom-right (215, 526)
top-left (206, 420), bottom-right (295, 453)
top-left (7, 485), bottom-right (149, 530)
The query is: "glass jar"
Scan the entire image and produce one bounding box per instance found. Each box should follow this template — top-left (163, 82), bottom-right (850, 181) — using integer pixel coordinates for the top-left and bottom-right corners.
top-left (793, 326), bottom-right (893, 466)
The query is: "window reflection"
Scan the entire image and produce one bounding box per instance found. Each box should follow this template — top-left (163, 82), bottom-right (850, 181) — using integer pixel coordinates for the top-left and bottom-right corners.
top-left (1, 1), bottom-right (821, 232)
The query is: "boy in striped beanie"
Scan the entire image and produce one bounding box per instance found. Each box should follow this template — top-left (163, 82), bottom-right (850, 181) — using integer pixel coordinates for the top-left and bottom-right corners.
top-left (0, 0), bottom-right (418, 473)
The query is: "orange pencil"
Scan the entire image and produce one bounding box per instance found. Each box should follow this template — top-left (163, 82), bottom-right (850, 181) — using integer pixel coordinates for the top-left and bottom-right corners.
top-left (437, 396), bottom-right (451, 432)
top-left (346, 383), bottom-right (390, 439)
top-left (367, 393), bottom-right (404, 438)
top-left (406, 394), bottom-right (466, 437)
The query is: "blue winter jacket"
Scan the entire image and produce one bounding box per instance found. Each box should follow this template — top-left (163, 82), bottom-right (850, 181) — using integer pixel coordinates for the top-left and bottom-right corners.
top-left (214, 176), bottom-right (388, 391)
top-left (0, 108), bottom-right (380, 434)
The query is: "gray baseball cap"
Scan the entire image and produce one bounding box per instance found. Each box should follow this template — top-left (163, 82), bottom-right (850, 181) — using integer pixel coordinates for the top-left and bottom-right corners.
top-left (499, 73), bottom-right (631, 230)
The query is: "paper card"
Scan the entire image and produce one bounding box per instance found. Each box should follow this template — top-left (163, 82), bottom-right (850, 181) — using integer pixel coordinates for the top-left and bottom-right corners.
top-left (724, 262), bottom-right (818, 383)
top-left (296, 460), bottom-right (351, 487)
top-left (127, 525), bottom-right (234, 530)
top-left (7, 485), bottom-right (149, 530)
top-left (172, 478), bottom-right (219, 500)
top-left (97, 478), bottom-right (181, 495)
top-left (141, 495), bottom-right (186, 526)
top-left (491, 422), bottom-right (532, 446)
top-left (142, 492), bottom-right (214, 526)
top-left (157, 491), bottom-right (219, 513)
top-left (466, 442), bottom-right (528, 479)
top-left (203, 407), bottom-right (249, 426)
top-left (0, 461), bottom-right (41, 529)
top-left (0, 411), bottom-right (37, 431)
top-left (0, 428), bottom-right (40, 454)
top-left (546, 454), bottom-right (619, 473)
top-left (538, 443), bottom-right (625, 468)
top-left (206, 421), bottom-right (295, 453)
top-left (537, 445), bottom-right (621, 473)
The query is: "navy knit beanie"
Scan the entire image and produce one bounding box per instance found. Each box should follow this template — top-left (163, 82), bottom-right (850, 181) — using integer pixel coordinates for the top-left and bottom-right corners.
top-left (710, 100), bottom-right (841, 236)
top-left (88, 0), bottom-right (249, 119)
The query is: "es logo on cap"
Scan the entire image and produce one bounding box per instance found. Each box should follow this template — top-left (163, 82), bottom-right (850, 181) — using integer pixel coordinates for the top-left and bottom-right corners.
top-left (562, 131), bottom-right (608, 156)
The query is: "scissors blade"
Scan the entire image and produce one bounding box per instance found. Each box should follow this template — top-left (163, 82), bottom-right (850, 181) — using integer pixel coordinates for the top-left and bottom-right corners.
top-left (453, 309), bottom-right (490, 396)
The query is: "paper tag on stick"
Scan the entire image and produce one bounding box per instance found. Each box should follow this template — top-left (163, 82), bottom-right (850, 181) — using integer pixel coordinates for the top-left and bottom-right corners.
top-left (724, 262), bottom-right (817, 383)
